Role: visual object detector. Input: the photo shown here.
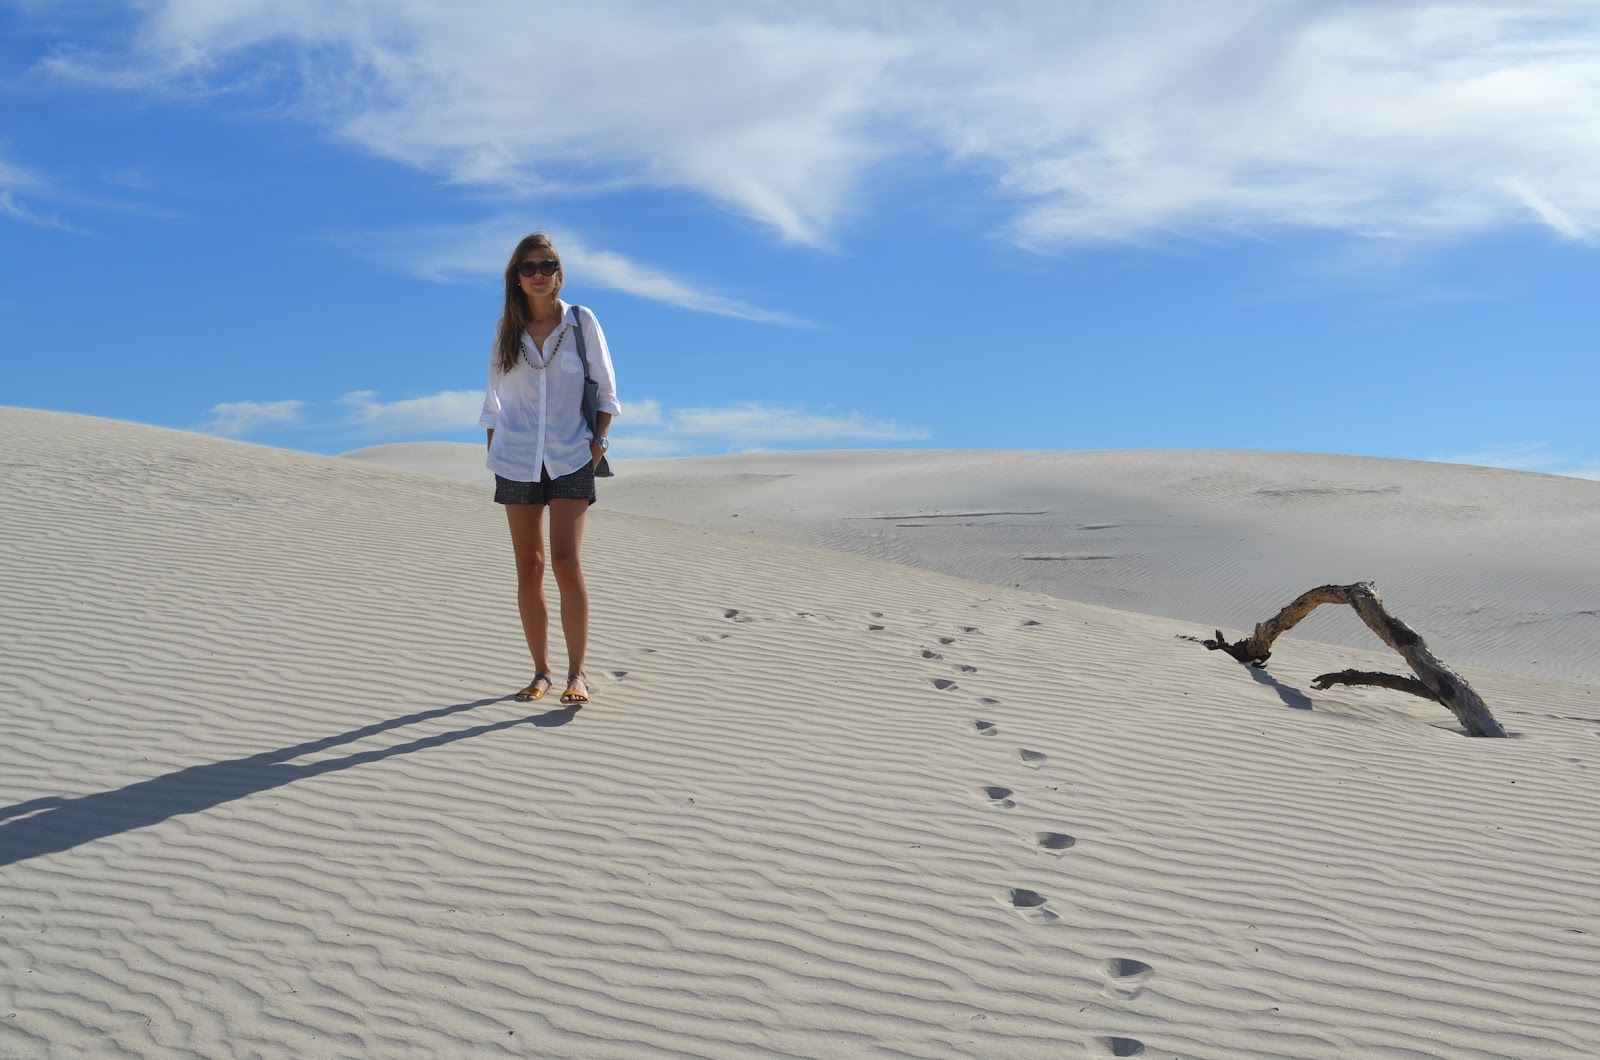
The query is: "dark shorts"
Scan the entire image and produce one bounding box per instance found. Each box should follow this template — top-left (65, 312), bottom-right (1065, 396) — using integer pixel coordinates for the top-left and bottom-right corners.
top-left (494, 465), bottom-right (597, 506)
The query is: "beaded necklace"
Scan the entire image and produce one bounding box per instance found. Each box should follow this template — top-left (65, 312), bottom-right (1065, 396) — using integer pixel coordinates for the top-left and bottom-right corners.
top-left (522, 324), bottom-right (567, 370)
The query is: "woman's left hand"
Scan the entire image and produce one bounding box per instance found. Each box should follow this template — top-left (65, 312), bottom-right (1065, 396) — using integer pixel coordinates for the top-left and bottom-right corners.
top-left (590, 440), bottom-right (605, 469)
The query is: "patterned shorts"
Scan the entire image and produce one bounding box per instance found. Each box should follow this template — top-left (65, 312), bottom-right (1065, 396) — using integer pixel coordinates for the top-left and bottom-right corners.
top-left (494, 464), bottom-right (597, 506)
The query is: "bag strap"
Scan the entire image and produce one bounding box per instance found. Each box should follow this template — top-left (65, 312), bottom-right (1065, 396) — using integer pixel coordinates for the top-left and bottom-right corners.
top-left (569, 304), bottom-right (594, 382)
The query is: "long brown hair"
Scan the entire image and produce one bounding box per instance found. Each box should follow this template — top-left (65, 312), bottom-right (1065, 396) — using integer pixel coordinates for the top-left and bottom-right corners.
top-left (495, 232), bottom-right (564, 373)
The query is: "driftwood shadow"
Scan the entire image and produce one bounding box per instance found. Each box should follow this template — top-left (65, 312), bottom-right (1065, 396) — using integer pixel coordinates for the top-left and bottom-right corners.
top-left (0, 696), bottom-right (577, 867)
top-left (1249, 666), bottom-right (1314, 710)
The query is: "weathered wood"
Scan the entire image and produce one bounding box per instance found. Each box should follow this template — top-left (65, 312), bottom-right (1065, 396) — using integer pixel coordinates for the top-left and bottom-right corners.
top-left (1199, 581), bottom-right (1507, 738)
top-left (1311, 669), bottom-right (1437, 701)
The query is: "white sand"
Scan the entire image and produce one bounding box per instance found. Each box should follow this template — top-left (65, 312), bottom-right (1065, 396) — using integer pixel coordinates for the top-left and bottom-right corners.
top-left (5, 407), bottom-right (1598, 1059)
top-left (348, 441), bottom-right (1600, 686)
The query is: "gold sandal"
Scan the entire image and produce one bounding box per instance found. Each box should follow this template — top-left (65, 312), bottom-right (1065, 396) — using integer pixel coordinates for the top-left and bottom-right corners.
top-left (560, 673), bottom-right (590, 705)
top-left (515, 673), bottom-right (553, 702)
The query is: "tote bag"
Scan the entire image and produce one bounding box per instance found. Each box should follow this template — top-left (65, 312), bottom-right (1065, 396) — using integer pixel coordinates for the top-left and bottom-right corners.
top-left (568, 305), bottom-right (614, 478)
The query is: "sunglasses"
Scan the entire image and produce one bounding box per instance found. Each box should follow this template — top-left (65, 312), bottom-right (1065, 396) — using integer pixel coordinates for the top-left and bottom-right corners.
top-left (517, 260), bottom-right (561, 278)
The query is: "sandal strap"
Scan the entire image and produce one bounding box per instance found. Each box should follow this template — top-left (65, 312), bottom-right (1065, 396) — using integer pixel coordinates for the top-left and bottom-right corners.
top-left (516, 674), bottom-right (554, 699)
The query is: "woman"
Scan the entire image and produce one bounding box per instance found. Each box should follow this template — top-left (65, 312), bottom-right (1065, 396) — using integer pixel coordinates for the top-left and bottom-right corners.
top-left (479, 233), bottom-right (620, 705)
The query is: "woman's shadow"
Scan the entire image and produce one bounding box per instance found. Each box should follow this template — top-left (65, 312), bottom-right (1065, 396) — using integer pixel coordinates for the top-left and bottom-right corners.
top-left (0, 696), bottom-right (577, 867)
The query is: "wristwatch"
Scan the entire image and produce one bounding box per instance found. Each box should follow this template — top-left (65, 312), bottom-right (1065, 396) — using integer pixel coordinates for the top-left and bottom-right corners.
top-left (596, 436), bottom-right (610, 452)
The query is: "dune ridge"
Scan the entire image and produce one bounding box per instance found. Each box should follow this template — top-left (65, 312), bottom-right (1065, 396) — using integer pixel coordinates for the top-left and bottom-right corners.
top-left (4, 408), bottom-right (1599, 1059)
top-left (347, 441), bottom-right (1600, 687)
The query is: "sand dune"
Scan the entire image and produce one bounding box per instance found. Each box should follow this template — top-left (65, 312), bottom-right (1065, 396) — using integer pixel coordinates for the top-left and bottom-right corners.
top-left (5, 407), bottom-right (1599, 1059)
top-left (347, 441), bottom-right (1600, 686)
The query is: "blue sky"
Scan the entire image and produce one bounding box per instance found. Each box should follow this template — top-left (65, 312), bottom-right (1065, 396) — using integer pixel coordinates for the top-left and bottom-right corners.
top-left (2, 1), bottom-right (1596, 477)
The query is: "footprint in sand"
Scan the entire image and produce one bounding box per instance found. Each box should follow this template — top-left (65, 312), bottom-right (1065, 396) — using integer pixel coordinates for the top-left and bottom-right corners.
top-left (998, 887), bottom-right (1059, 925)
top-left (975, 786), bottom-right (1016, 809)
top-left (959, 626), bottom-right (980, 634)
top-left (970, 720), bottom-right (999, 737)
top-left (696, 633), bottom-right (732, 643)
top-left (957, 664), bottom-right (978, 674)
top-left (1022, 619), bottom-right (1043, 627)
top-left (938, 636), bottom-right (957, 645)
top-left (931, 678), bottom-right (959, 691)
top-left (921, 649), bottom-right (944, 661)
top-left (978, 696), bottom-right (1003, 707)
top-left (610, 670), bottom-right (628, 680)
top-left (1099, 959), bottom-right (1154, 1000)
top-left (1032, 831), bottom-right (1076, 855)
top-left (723, 608), bottom-right (755, 623)
top-left (1017, 748), bottom-right (1048, 769)
top-left (1083, 1037), bottom-right (1145, 1058)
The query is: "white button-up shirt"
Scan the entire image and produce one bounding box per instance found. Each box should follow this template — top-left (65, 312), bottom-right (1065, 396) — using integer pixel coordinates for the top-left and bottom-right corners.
top-left (479, 300), bottom-right (621, 482)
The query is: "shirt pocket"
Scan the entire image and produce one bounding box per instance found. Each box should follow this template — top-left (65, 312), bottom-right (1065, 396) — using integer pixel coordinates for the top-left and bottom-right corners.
top-left (559, 345), bottom-right (584, 374)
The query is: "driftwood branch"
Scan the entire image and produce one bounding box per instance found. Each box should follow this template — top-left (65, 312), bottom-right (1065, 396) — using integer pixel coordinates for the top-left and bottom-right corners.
top-left (1311, 670), bottom-right (1437, 700)
top-left (1198, 581), bottom-right (1506, 738)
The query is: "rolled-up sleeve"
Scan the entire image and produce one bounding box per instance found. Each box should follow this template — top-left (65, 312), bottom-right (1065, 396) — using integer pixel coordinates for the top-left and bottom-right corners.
top-left (582, 309), bottom-right (622, 416)
top-left (478, 330), bottom-right (503, 429)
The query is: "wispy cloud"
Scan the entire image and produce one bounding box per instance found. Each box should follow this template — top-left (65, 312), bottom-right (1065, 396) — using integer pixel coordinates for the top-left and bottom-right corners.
top-left (200, 399), bottom-right (307, 436)
top-left (571, 242), bottom-right (804, 326)
top-left (1, 153), bottom-right (41, 193)
top-left (1431, 442), bottom-right (1600, 481)
top-left (337, 389), bottom-right (484, 434)
top-left (0, 190), bottom-right (52, 227)
top-left (375, 218), bottom-right (801, 324)
top-left (615, 399), bottom-right (929, 454)
top-left (199, 391), bottom-right (481, 441)
top-left (668, 402), bottom-right (928, 444)
top-left (199, 387), bottom-right (925, 454)
top-left (27, 2), bottom-right (1600, 250)
top-left (894, 5), bottom-right (1595, 247)
top-left (0, 152), bottom-right (76, 231)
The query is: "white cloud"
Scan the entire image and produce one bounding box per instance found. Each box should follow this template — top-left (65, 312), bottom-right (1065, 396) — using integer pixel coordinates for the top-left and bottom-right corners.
top-left (958, 3), bottom-right (1600, 247)
top-left (337, 388), bottom-right (482, 434)
top-left (195, 387), bottom-right (922, 453)
top-left (0, 152), bottom-right (75, 231)
top-left (571, 242), bottom-right (803, 326)
top-left (668, 403), bottom-right (927, 443)
top-left (40, 1), bottom-right (892, 246)
top-left (0, 155), bottom-right (35, 193)
top-left (1430, 442), bottom-right (1600, 481)
top-left (625, 398), bottom-right (665, 429)
top-left (615, 399), bottom-right (929, 453)
top-left (200, 399), bottom-right (307, 436)
top-left (0, 190), bottom-right (47, 226)
top-left (31, 2), bottom-right (1600, 248)
top-left (379, 217), bottom-right (800, 324)
top-left (197, 390), bottom-right (482, 440)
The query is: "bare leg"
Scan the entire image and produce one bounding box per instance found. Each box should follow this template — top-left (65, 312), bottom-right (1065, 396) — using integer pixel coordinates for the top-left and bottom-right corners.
top-left (548, 498), bottom-right (590, 680)
top-left (504, 503), bottom-right (552, 677)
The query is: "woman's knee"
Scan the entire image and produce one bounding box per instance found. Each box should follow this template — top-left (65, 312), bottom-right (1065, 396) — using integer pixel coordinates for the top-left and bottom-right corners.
top-left (550, 551), bottom-right (584, 582)
top-left (515, 554), bottom-right (547, 585)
